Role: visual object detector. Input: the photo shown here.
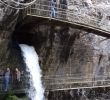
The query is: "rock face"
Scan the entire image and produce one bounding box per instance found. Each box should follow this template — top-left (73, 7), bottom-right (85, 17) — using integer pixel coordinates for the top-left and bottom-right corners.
top-left (0, 30), bottom-right (24, 70)
top-left (46, 87), bottom-right (110, 100)
top-left (0, 14), bottom-right (110, 90)
top-left (12, 17), bottom-right (110, 90)
top-left (31, 25), bottom-right (94, 75)
top-left (0, 3), bottom-right (23, 70)
top-left (14, 22), bottom-right (94, 75)
top-left (12, 0), bottom-right (110, 91)
top-left (0, 2), bottom-right (19, 66)
top-left (14, 19), bottom-right (110, 99)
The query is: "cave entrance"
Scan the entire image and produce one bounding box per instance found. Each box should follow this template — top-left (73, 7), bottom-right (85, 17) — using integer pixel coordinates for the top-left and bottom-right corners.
top-left (12, 16), bottom-right (50, 46)
top-left (12, 31), bottom-right (34, 45)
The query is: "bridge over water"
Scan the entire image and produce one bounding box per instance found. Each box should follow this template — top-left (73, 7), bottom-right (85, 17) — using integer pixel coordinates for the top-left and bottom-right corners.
top-left (24, 0), bottom-right (110, 37)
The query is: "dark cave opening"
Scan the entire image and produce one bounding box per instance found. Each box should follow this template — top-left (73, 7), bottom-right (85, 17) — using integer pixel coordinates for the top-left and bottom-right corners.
top-left (11, 27), bottom-right (48, 54)
top-left (12, 30), bottom-right (34, 46)
top-left (12, 20), bottom-right (78, 64)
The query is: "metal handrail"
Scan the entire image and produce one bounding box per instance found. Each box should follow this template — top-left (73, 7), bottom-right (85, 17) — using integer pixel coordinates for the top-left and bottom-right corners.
top-left (0, 75), bottom-right (28, 92)
top-left (43, 73), bottom-right (110, 78)
top-left (43, 73), bottom-right (110, 90)
top-left (25, 0), bottom-right (110, 37)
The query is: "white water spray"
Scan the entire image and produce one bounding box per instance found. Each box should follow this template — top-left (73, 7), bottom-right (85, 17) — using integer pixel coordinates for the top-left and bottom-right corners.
top-left (19, 44), bottom-right (44, 100)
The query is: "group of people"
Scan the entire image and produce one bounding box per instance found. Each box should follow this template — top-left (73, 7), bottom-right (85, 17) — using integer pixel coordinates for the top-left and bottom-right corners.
top-left (3, 68), bottom-right (21, 91)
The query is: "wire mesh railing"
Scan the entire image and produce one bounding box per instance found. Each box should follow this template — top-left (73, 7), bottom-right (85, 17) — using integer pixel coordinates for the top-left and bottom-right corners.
top-left (0, 74), bottom-right (109, 91)
top-left (43, 74), bottom-right (110, 91)
top-left (0, 75), bottom-right (28, 93)
top-left (25, 0), bottom-right (110, 36)
top-left (0, 74), bottom-right (109, 92)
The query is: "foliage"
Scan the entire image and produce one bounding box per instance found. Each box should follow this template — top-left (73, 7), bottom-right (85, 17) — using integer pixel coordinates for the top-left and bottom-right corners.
top-left (19, 97), bottom-right (28, 100)
top-left (5, 95), bottom-right (19, 100)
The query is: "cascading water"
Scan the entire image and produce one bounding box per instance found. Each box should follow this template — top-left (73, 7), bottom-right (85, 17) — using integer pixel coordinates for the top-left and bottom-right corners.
top-left (19, 44), bottom-right (44, 100)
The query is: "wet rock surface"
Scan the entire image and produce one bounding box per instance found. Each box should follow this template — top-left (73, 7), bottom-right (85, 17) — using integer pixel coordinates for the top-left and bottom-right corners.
top-left (46, 87), bottom-right (110, 100)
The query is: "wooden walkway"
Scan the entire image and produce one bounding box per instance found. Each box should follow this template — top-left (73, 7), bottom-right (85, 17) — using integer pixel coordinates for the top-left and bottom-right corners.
top-left (24, 0), bottom-right (110, 37)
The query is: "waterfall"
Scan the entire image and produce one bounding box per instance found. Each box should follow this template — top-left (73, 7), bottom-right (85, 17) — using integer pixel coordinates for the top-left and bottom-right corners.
top-left (19, 44), bottom-right (44, 100)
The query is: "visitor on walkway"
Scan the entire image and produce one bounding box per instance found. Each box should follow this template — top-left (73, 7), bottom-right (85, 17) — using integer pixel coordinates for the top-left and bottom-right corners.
top-left (3, 68), bottom-right (10, 91)
top-left (59, 0), bottom-right (67, 19)
top-left (15, 68), bottom-right (21, 85)
top-left (14, 68), bottom-right (21, 89)
top-left (60, 0), bottom-right (67, 9)
top-left (50, 0), bottom-right (57, 18)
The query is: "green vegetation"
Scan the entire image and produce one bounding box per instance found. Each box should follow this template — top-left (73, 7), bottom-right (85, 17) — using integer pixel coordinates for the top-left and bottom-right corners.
top-left (5, 95), bottom-right (18, 100)
top-left (19, 97), bottom-right (28, 100)
top-left (5, 95), bottom-right (28, 100)
top-left (3, 91), bottom-right (28, 100)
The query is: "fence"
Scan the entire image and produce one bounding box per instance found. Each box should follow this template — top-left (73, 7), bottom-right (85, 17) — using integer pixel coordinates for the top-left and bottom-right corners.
top-left (0, 75), bottom-right (28, 93)
top-left (24, 0), bottom-right (110, 37)
top-left (43, 74), bottom-right (110, 91)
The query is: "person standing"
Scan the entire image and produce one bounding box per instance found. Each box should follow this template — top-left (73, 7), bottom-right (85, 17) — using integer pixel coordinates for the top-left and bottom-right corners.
top-left (50, 0), bottom-right (57, 17)
top-left (59, 0), bottom-right (67, 19)
top-left (3, 68), bottom-right (10, 91)
top-left (15, 68), bottom-right (21, 88)
top-left (60, 0), bottom-right (67, 8)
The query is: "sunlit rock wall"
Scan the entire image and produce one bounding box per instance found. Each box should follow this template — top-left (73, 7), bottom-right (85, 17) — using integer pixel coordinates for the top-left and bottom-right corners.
top-left (29, 24), bottom-right (110, 81)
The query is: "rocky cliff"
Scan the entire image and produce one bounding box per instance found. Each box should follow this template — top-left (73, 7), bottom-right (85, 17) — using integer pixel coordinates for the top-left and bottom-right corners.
top-left (0, 5), bottom-right (110, 88)
top-left (12, 15), bottom-right (110, 91)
